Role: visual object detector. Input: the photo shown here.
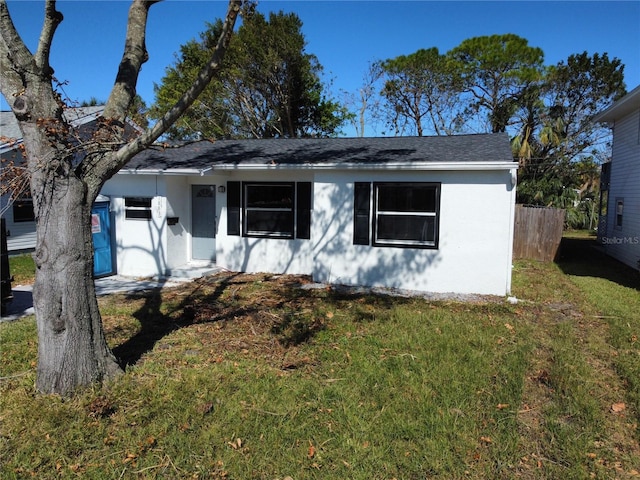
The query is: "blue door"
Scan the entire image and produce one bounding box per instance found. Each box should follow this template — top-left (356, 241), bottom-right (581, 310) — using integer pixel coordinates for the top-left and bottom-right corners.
top-left (92, 201), bottom-right (114, 277)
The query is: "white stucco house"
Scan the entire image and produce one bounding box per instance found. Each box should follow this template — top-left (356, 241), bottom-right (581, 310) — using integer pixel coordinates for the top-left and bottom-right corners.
top-left (593, 84), bottom-right (640, 271)
top-left (98, 133), bottom-right (518, 296)
top-left (1, 117), bottom-right (518, 294)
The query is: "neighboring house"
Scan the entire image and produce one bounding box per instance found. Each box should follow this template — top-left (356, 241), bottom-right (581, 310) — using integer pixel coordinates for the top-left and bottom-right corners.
top-left (593, 85), bottom-right (640, 271)
top-left (98, 134), bottom-right (518, 295)
top-left (0, 106), bottom-right (107, 252)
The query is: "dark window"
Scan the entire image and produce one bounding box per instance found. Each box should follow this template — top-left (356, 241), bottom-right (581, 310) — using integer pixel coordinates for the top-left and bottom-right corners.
top-left (244, 183), bottom-right (294, 238)
top-left (354, 182), bottom-right (440, 249)
top-left (13, 198), bottom-right (35, 223)
top-left (125, 197), bottom-right (152, 220)
top-left (615, 198), bottom-right (624, 228)
top-left (228, 182), bottom-right (311, 239)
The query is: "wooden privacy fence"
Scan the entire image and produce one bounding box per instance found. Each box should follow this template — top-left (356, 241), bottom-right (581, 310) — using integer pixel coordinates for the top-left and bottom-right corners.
top-left (513, 205), bottom-right (565, 262)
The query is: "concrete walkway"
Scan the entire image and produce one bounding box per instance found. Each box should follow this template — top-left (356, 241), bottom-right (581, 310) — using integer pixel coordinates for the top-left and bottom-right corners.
top-left (1, 264), bottom-right (224, 322)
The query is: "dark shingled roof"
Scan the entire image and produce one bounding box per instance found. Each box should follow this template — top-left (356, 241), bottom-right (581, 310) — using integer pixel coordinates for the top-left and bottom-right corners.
top-left (126, 133), bottom-right (514, 171)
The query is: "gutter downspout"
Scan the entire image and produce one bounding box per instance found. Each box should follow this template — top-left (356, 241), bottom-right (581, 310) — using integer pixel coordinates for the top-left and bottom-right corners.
top-left (506, 167), bottom-right (518, 295)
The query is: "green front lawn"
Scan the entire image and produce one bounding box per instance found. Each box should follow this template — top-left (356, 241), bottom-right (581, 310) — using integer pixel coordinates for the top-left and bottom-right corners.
top-left (1, 234), bottom-right (638, 479)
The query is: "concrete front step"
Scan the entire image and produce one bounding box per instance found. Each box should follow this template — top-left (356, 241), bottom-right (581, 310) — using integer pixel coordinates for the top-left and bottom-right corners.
top-left (164, 263), bottom-right (222, 280)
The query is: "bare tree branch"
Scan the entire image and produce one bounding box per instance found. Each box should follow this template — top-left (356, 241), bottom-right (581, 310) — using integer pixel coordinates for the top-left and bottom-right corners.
top-left (34, 0), bottom-right (63, 75)
top-left (81, 0), bottom-right (242, 192)
top-left (114, 1), bottom-right (241, 159)
top-left (0, 0), bottom-right (35, 99)
top-left (103, 0), bottom-right (159, 121)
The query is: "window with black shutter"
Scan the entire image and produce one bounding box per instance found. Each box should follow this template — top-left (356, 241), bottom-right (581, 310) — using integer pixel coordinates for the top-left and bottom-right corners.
top-left (227, 181), bottom-right (312, 239)
top-left (354, 182), bottom-right (440, 249)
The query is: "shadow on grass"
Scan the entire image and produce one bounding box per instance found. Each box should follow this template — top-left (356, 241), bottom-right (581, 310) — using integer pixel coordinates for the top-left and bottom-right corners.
top-left (112, 273), bottom-right (244, 367)
top-left (111, 273), bottom-right (331, 368)
top-left (557, 236), bottom-right (639, 291)
top-left (110, 271), bottom-right (421, 368)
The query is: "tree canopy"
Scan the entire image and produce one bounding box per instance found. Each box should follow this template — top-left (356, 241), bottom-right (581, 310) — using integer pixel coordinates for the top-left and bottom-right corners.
top-left (378, 48), bottom-right (465, 136)
top-left (513, 51), bottom-right (626, 223)
top-left (357, 34), bottom-right (627, 225)
top-left (449, 34), bottom-right (545, 133)
top-left (150, 10), bottom-right (349, 140)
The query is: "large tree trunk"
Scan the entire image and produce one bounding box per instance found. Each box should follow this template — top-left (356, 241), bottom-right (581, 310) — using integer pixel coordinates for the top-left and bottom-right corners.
top-left (32, 166), bottom-right (122, 395)
top-left (1, 0), bottom-right (241, 396)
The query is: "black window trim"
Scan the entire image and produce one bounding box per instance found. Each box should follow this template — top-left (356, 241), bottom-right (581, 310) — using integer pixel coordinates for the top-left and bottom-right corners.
top-left (124, 196), bottom-right (153, 221)
top-left (230, 181), bottom-right (311, 240)
top-left (243, 181), bottom-right (295, 239)
top-left (354, 181), bottom-right (441, 250)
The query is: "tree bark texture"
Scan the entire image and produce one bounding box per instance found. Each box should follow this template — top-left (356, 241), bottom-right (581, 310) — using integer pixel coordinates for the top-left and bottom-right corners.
top-left (1, 0), bottom-right (242, 395)
top-left (32, 171), bottom-right (121, 394)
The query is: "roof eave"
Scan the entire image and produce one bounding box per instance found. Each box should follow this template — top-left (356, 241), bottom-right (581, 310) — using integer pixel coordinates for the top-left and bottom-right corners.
top-left (214, 161), bottom-right (517, 171)
top-left (119, 166), bottom-right (215, 176)
top-left (593, 84), bottom-right (640, 123)
top-left (122, 161), bottom-right (517, 174)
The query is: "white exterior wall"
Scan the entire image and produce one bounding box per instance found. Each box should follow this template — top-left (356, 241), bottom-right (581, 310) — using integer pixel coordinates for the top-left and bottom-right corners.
top-left (101, 175), bottom-right (168, 277)
top-left (604, 109), bottom-right (640, 269)
top-left (215, 167), bottom-right (516, 296)
top-left (165, 175), bottom-right (190, 270)
top-left (216, 171), bottom-right (315, 275)
top-left (100, 165), bottom-right (517, 295)
top-left (311, 170), bottom-right (515, 295)
top-left (101, 172), bottom-right (229, 277)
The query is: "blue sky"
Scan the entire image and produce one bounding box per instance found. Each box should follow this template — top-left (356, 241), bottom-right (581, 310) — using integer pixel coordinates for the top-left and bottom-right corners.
top-left (2, 0), bottom-right (639, 137)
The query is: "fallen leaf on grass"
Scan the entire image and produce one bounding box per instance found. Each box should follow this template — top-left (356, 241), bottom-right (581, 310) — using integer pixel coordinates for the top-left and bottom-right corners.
top-left (611, 402), bottom-right (626, 413)
top-left (228, 438), bottom-right (242, 449)
top-left (308, 443), bottom-right (316, 458)
top-left (496, 403), bottom-right (509, 410)
top-left (480, 436), bottom-right (492, 444)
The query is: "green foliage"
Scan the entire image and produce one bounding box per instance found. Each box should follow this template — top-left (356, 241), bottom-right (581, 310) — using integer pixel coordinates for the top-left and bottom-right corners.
top-left (449, 34), bottom-right (545, 133)
top-left (378, 48), bottom-right (465, 136)
top-left (150, 11), bottom-right (349, 140)
top-left (372, 38), bottom-right (625, 221)
top-left (511, 51), bottom-right (625, 218)
top-left (514, 51), bottom-right (625, 165)
top-left (516, 156), bottom-right (601, 229)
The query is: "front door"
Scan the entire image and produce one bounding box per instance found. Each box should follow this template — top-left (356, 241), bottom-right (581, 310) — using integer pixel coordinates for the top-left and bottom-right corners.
top-left (191, 185), bottom-right (216, 261)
